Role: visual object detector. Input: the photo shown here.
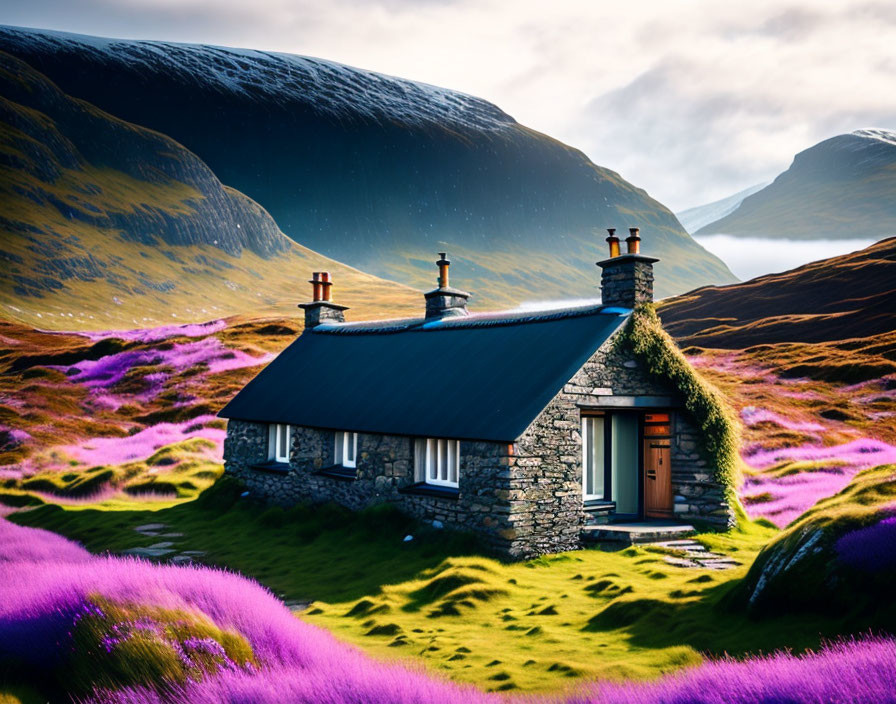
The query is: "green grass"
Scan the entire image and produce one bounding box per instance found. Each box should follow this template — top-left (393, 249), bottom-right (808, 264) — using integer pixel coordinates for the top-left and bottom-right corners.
top-left (11, 477), bottom-right (876, 693)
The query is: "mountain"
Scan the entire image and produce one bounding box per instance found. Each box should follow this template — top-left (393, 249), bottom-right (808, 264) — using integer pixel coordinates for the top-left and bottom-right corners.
top-left (0, 51), bottom-right (419, 330)
top-left (694, 130), bottom-right (896, 240)
top-left (676, 182), bottom-right (767, 233)
top-left (658, 237), bottom-right (896, 350)
top-left (0, 26), bottom-right (736, 307)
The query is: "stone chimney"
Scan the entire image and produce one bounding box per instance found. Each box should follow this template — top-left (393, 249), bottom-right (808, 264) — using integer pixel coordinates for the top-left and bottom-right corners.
top-left (596, 228), bottom-right (659, 308)
top-left (299, 271), bottom-right (348, 329)
top-left (423, 252), bottom-right (470, 319)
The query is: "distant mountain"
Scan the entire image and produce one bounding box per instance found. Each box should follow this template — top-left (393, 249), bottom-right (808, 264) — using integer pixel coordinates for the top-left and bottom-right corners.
top-left (0, 51), bottom-right (419, 330)
top-left (658, 237), bottom-right (896, 349)
top-left (676, 183), bottom-right (767, 233)
top-left (0, 26), bottom-right (736, 306)
top-left (695, 130), bottom-right (896, 240)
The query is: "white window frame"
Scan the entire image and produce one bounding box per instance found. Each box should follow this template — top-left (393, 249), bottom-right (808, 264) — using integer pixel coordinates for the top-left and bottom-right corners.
top-left (334, 431), bottom-right (358, 468)
top-left (582, 416), bottom-right (606, 502)
top-left (269, 423), bottom-right (290, 463)
top-left (415, 438), bottom-right (460, 488)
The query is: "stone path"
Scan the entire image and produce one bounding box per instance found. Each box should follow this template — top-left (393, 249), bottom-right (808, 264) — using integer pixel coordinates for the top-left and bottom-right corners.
top-left (652, 539), bottom-right (741, 570)
top-left (121, 523), bottom-right (206, 563)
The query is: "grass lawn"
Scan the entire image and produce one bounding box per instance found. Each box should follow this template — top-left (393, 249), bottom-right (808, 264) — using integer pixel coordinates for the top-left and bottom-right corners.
top-left (8, 477), bottom-right (871, 693)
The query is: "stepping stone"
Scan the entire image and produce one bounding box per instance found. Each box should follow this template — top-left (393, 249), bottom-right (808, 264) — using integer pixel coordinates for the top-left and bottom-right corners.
top-left (121, 547), bottom-right (175, 558)
top-left (284, 600), bottom-right (312, 613)
top-left (664, 556), bottom-right (701, 568)
top-left (159, 532), bottom-right (185, 538)
top-left (171, 555), bottom-right (194, 564)
top-left (134, 523), bottom-right (167, 533)
top-left (180, 550), bottom-right (207, 557)
top-left (147, 541), bottom-right (174, 549)
top-left (697, 560), bottom-right (740, 569)
top-left (655, 540), bottom-right (699, 548)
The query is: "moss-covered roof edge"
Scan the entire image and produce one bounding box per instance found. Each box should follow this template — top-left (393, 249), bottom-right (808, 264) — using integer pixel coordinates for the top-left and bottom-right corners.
top-left (621, 304), bottom-right (744, 505)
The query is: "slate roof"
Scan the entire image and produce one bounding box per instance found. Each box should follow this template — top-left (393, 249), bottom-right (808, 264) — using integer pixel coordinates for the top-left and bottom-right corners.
top-left (218, 304), bottom-right (630, 443)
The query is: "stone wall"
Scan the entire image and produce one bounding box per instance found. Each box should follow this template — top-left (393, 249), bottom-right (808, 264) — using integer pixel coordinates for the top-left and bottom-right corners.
top-left (223, 420), bottom-right (517, 554)
top-left (504, 324), bottom-right (734, 557)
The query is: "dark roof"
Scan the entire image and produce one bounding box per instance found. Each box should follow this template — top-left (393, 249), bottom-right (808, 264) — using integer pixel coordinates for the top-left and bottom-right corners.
top-left (219, 304), bottom-right (630, 442)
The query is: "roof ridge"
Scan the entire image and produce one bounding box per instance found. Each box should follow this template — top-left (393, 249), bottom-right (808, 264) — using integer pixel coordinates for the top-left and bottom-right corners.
top-left (314, 304), bottom-right (630, 335)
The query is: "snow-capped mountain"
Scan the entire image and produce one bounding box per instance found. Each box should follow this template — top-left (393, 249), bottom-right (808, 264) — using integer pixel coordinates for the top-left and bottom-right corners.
top-left (676, 183), bottom-right (768, 234)
top-left (0, 25), bottom-right (736, 305)
top-left (694, 129), bottom-right (896, 240)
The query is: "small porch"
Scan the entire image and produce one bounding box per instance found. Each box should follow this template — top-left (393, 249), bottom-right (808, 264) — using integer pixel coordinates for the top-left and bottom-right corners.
top-left (581, 520), bottom-right (696, 545)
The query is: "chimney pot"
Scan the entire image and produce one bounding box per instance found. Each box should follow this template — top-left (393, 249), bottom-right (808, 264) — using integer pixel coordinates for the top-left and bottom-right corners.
top-left (424, 251), bottom-right (470, 319)
top-left (320, 271), bottom-right (332, 301)
top-left (308, 272), bottom-right (322, 302)
top-left (605, 228), bottom-right (621, 258)
top-left (436, 252), bottom-right (450, 289)
top-left (299, 271), bottom-right (347, 329)
top-left (626, 228), bottom-right (641, 255)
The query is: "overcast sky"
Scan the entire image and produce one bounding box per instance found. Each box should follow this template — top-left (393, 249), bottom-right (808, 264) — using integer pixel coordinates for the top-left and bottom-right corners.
top-left (3, 0), bottom-right (895, 210)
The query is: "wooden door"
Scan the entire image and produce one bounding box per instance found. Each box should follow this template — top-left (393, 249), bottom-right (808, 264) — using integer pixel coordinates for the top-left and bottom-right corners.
top-left (643, 413), bottom-right (673, 518)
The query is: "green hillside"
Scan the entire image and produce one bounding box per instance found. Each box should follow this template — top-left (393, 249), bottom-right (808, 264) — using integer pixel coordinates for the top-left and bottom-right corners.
top-left (696, 130), bottom-right (896, 240)
top-left (0, 26), bottom-right (737, 307)
top-left (0, 51), bottom-right (420, 330)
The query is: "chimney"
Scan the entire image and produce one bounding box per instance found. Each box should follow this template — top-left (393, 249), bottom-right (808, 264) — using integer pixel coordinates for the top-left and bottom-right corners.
top-left (299, 271), bottom-right (348, 329)
top-left (423, 252), bottom-right (471, 319)
top-left (597, 227), bottom-right (659, 308)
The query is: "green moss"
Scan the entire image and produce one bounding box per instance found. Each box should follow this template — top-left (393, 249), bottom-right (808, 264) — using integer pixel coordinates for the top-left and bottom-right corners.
top-left (64, 596), bottom-right (256, 697)
top-left (622, 305), bottom-right (743, 502)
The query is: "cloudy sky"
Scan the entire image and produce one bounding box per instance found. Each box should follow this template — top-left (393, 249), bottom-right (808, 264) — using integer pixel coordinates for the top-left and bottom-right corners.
top-left (3, 0), bottom-right (895, 210)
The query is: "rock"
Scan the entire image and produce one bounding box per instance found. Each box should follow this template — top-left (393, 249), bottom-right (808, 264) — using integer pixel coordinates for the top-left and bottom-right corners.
top-left (403, 535), bottom-right (414, 542)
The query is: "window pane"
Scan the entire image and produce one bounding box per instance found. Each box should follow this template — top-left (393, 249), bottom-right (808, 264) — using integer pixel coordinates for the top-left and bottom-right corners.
top-left (334, 431), bottom-right (343, 465)
top-left (427, 438), bottom-right (436, 482)
top-left (347, 433), bottom-right (356, 463)
top-left (448, 440), bottom-right (457, 484)
top-left (414, 439), bottom-right (426, 482)
top-left (583, 416), bottom-right (604, 500)
top-left (274, 424), bottom-right (289, 462)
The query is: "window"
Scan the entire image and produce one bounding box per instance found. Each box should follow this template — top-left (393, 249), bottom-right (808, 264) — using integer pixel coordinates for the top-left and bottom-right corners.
top-left (415, 438), bottom-right (460, 488)
top-left (582, 416), bottom-right (606, 501)
top-left (334, 431), bottom-right (358, 468)
top-left (269, 423), bottom-right (290, 463)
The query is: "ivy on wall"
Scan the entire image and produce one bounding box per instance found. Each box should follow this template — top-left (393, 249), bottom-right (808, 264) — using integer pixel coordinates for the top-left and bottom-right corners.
top-left (622, 304), bottom-right (743, 501)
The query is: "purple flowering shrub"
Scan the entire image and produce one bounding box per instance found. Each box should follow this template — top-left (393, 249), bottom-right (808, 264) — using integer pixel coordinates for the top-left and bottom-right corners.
top-left (4, 516), bottom-right (896, 703)
top-left (0, 318), bottom-right (280, 504)
top-left (741, 436), bottom-right (896, 528)
top-left (836, 514), bottom-right (896, 572)
top-left (64, 597), bottom-right (256, 695)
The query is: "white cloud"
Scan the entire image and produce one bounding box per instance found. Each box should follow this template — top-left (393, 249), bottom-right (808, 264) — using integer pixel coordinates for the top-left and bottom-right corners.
top-left (3, 0), bottom-right (895, 209)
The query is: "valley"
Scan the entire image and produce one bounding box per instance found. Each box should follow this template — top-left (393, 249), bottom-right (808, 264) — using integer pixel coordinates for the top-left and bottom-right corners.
top-left (0, 26), bottom-right (736, 309)
top-left (1, 240), bottom-right (894, 701)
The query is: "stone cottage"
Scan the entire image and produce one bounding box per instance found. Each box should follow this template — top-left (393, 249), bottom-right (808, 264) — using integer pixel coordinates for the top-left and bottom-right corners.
top-left (220, 230), bottom-right (735, 558)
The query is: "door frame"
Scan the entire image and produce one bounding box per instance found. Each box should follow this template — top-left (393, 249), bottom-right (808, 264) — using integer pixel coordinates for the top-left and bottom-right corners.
top-left (580, 408), bottom-right (675, 521)
top-left (643, 410), bottom-right (674, 519)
